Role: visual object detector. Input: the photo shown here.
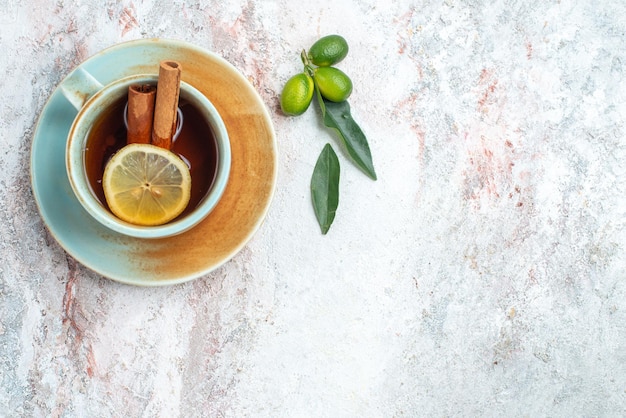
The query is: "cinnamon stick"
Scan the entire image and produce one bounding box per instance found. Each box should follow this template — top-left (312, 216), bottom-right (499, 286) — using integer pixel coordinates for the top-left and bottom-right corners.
top-left (126, 84), bottom-right (156, 144)
top-left (152, 60), bottom-right (182, 149)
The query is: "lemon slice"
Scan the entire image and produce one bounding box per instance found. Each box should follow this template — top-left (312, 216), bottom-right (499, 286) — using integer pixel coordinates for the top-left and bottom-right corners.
top-left (102, 143), bottom-right (191, 226)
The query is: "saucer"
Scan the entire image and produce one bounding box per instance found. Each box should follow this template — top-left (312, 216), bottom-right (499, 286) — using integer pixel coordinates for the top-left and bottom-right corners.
top-left (30, 39), bottom-right (277, 286)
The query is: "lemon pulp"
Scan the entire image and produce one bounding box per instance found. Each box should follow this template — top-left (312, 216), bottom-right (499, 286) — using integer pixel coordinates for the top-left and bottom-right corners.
top-left (102, 143), bottom-right (192, 226)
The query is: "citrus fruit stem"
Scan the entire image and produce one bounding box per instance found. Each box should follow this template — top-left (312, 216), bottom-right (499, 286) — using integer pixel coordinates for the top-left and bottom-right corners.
top-left (304, 64), bottom-right (315, 78)
top-left (300, 49), bottom-right (311, 66)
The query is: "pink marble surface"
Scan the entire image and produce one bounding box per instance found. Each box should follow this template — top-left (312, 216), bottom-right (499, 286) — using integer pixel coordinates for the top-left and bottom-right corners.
top-left (1, 0), bottom-right (625, 416)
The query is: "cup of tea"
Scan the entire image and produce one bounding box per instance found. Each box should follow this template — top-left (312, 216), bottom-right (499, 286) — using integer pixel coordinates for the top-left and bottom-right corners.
top-left (62, 68), bottom-right (231, 239)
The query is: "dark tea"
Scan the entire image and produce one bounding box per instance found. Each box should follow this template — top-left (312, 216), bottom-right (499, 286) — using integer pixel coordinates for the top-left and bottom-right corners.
top-left (84, 93), bottom-right (219, 219)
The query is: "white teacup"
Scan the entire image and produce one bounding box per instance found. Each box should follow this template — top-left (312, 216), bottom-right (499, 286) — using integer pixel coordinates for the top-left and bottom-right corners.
top-left (62, 68), bottom-right (231, 239)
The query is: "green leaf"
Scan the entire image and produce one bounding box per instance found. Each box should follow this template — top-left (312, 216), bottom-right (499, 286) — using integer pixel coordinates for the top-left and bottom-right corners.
top-left (315, 88), bottom-right (377, 180)
top-left (311, 143), bottom-right (340, 234)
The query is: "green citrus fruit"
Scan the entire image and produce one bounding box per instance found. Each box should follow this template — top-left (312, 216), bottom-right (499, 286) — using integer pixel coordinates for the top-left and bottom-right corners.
top-left (314, 67), bottom-right (353, 102)
top-left (308, 35), bottom-right (349, 67)
top-left (280, 73), bottom-right (314, 116)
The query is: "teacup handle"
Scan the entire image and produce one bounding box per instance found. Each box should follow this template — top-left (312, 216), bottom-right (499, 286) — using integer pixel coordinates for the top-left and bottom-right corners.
top-left (60, 67), bottom-right (104, 111)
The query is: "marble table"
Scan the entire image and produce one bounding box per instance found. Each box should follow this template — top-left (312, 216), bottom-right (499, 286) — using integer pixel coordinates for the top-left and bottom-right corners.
top-left (1, 0), bottom-right (625, 416)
